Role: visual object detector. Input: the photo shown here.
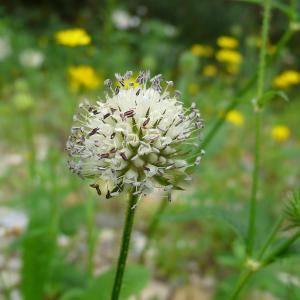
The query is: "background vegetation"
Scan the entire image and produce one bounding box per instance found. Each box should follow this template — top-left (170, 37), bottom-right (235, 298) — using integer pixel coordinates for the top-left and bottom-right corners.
top-left (0, 0), bottom-right (299, 299)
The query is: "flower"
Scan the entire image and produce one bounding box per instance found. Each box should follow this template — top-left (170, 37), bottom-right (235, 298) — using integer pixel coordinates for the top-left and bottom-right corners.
top-left (190, 44), bottom-right (214, 57)
top-left (19, 49), bottom-right (44, 68)
top-left (217, 36), bottom-right (239, 49)
top-left (271, 125), bottom-right (290, 142)
top-left (273, 70), bottom-right (300, 89)
top-left (55, 28), bottom-right (91, 47)
top-left (216, 49), bottom-right (242, 64)
top-left (68, 65), bottom-right (102, 91)
top-left (66, 71), bottom-right (204, 198)
top-left (112, 10), bottom-right (140, 30)
top-left (225, 110), bottom-right (244, 126)
top-left (203, 64), bottom-right (218, 77)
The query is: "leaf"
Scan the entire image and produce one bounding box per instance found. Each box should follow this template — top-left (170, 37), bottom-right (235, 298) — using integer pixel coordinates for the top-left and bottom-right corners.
top-left (162, 206), bottom-right (247, 240)
top-left (254, 90), bottom-right (288, 110)
top-left (235, 0), bottom-right (290, 16)
top-left (82, 265), bottom-right (150, 300)
top-left (20, 186), bottom-right (58, 300)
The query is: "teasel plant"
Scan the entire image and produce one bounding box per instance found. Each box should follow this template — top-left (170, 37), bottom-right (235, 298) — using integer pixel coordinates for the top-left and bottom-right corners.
top-left (66, 70), bottom-right (204, 299)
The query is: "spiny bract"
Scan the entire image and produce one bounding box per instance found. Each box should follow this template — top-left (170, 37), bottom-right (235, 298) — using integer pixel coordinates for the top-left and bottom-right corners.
top-left (66, 71), bottom-right (204, 198)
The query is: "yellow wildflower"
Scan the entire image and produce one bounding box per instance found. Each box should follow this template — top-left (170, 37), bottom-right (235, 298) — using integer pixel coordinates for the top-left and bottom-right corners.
top-left (55, 28), bottom-right (91, 47)
top-left (217, 36), bottom-right (239, 49)
top-left (273, 70), bottom-right (300, 89)
top-left (203, 64), bottom-right (218, 77)
top-left (271, 125), bottom-right (290, 142)
top-left (226, 110), bottom-right (244, 126)
top-left (117, 77), bottom-right (139, 89)
top-left (68, 65), bottom-right (101, 91)
top-left (188, 83), bottom-right (200, 95)
top-left (191, 44), bottom-right (214, 57)
top-left (216, 49), bottom-right (242, 65)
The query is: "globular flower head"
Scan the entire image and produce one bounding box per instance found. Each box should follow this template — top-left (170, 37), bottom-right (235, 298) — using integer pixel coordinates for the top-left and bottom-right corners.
top-left (66, 71), bottom-right (204, 198)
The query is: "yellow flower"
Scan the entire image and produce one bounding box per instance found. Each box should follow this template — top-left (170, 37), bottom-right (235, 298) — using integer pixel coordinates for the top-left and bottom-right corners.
top-left (271, 125), bottom-right (290, 142)
top-left (217, 36), bottom-right (239, 49)
top-left (117, 77), bottom-right (139, 89)
top-left (226, 110), bottom-right (244, 126)
top-left (273, 70), bottom-right (300, 89)
top-left (203, 64), bottom-right (218, 77)
top-left (68, 65), bottom-right (102, 91)
top-left (216, 49), bottom-right (242, 65)
top-left (55, 28), bottom-right (91, 47)
top-left (188, 83), bottom-right (200, 95)
top-left (191, 44), bottom-right (214, 57)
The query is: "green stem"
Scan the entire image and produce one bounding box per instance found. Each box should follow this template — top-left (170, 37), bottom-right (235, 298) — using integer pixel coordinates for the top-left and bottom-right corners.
top-left (257, 216), bottom-right (283, 259)
top-left (139, 199), bottom-right (168, 263)
top-left (263, 231), bottom-right (300, 265)
top-left (227, 270), bottom-right (253, 300)
top-left (246, 0), bottom-right (272, 255)
top-left (227, 230), bottom-right (300, 300)
top-left (111, 193), bottom-right (138, 300)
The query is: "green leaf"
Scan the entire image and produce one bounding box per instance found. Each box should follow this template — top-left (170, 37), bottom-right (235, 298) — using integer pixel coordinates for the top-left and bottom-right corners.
top-left (254, 90), bottom-right (289, 110)
top-left (235, 0), bottom-right (290, 16)
top-left (82, 265), bottom-right (150, 300)
top-left (162, 206), bottom-right (247, 240)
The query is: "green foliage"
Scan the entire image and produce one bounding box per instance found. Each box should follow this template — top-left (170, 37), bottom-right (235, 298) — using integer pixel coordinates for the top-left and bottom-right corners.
top-left (20, 187), bottom-right (58, 300)
top-left (284, 190), bottom-right (300, 230)
top-left (81, 265), bottom-right (150, 300)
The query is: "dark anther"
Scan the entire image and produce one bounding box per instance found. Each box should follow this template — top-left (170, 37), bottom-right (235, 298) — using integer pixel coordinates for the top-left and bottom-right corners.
top-left (124, 109), bottom-right (135, 117)
top-left (110, 147), bottom-right (117, 153)
top-left (115, 86), bottom-right (120, 95)
top-left (100, 153), bottom-right (110, 159)
top-left (104, 113), bottom-right (111, 119)
top-left (136, 89), bottom-right (140, 96)
top-left (110, 132), bottom-right (116, 139)
top-left (120, 152), bottom-right (128, 161)
top-left (87, 128), bottom-right (99, 137)
top-left (90, 183), bottom-right (101, 196)
top-left (142, 117), bottom-right (150, 127)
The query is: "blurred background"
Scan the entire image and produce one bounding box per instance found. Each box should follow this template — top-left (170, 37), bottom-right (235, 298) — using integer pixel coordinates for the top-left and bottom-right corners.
top-left (0, 0), bottom-right (300, 299)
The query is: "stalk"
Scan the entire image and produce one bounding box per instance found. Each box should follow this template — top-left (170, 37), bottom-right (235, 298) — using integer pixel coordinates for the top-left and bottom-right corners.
top-left (246, 0), bottom-right (271, 255)
top-left (111, 193), bottom-right (138, 300)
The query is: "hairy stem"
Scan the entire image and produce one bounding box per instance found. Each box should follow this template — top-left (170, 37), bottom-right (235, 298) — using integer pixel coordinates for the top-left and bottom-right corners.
top-left (111, 193), bottom-right (138, 300)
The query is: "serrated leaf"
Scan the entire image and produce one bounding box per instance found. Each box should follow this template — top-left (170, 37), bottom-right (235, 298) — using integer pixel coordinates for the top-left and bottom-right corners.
top-left (82, 265), bottom-right (150, 300)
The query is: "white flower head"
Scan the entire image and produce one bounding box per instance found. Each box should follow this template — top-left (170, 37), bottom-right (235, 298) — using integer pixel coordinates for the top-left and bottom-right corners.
top-left (19, 49), bottom-right (44, 68)
top-left (112, 9), bottom-right (140, 30)
top-left (66, 71), bottom-right (204, 198)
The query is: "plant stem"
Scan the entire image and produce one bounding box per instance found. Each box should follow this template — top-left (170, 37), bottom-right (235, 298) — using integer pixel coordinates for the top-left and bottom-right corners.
top-left (111, 193), bottom-right (138, 300)
top-left (263, 231), bottom-right (300, 265)
top-left (139, 199), bottom-right (168, 263)
top-left (257, 216), bottom-right (283, 259)
top-left (227, 270), bottom-right (253, 300)
top-left (246, 0), bottom-right (271, 256)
